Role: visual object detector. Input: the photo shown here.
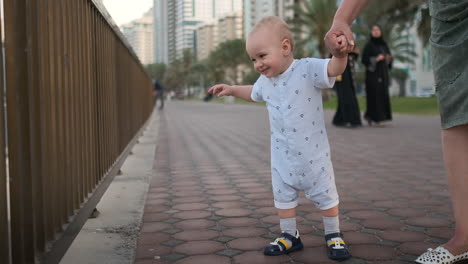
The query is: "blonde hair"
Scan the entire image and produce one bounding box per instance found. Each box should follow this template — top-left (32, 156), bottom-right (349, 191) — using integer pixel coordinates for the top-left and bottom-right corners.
top-left (249, 16), bottom-right (295, 51)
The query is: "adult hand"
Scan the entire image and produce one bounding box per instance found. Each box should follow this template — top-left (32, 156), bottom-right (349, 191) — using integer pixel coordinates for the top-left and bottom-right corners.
top-left (325, 20), bottom-right (355, 58)
top-left (376, 54), bottom-right (386, 62)
top-left (385, 54), bottom-right (393, 63)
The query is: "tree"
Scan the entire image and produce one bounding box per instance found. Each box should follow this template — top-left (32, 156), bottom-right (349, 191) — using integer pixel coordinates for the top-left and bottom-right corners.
top-left (206, 39), bottom-right (251, 84)
top-left (163, 49), bottom-right (195, 95)
top-left (416, 5), bottom-right (431, 47)
top-left (288, 0), bottom-right (337, 58)
top-left (287, 0), bottom-right (338, 101)
top-left (354, 1), bottom-right (427, 97)
top-left (163, 60), bottom-right (184, 91)
top-left (356, 0), bottom-right (430, 46)
top-left (144, 63), bottom-right (167, 81)
top-left (189, 63), bottom-right (208, 91)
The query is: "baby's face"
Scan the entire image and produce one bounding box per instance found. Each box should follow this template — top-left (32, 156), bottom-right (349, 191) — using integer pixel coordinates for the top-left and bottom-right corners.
top-left (246, 28), bottom-right (291, 78)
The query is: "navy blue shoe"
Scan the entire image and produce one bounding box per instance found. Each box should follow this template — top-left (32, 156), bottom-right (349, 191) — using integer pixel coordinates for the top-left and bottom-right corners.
top-left (325, 232), bottom-right (351, 260)
top-left (264, 230), bottom-right (304, 256)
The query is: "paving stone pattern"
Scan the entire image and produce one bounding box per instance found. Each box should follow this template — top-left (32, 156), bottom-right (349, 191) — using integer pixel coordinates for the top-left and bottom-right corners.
top-left (135, 101), bottom-right (458, 264)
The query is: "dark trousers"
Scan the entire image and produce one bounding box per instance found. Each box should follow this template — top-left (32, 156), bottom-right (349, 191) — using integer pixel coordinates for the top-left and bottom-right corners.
top-left (154, 91), bottom-right (164, 109)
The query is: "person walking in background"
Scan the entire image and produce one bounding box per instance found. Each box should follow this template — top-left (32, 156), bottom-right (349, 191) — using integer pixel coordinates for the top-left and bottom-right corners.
top-left (361, 25), bottom-right (392, 127)
top-left (153, 79), bottom-right (165, 110)
top-left (209, 16), bottom-right (351, 260)
top-left (332, 47), bottom-right (362, 128)
top-left (325, 0), bottom-right (468, 263)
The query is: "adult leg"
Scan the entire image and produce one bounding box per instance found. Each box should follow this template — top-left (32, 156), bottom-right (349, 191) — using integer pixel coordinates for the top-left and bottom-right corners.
top-left (441, 124), bottom-right (468, 255)
top-left (159, 91), bottom-right (164, 109)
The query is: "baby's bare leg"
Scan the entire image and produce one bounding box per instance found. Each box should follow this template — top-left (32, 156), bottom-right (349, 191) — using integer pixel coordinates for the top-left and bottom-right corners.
top-left (321, 205), bottom-right (339, 217)
top-left (278, 207), bottom-right (296, 218)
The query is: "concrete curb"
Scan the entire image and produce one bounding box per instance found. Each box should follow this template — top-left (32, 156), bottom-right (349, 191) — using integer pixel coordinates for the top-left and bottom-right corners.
top-left (60, 110), bottom-right (160, 264)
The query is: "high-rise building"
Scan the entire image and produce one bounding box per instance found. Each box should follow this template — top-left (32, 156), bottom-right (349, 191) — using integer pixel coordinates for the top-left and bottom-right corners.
top-left (196, 22), bottom-right (217, 61)
top-left (217, 11), bottom-right (243, 45)
top-left (175, 0), bottom-right (242, 60)
top-left (154, 0), bottom-right (242, 63)
top-left (196, 11), bottom-right (243, 61)
top-left (243, 0), bottom-right (296, 38)
top-left (122, 9), bottom-right (155, 65)
top-left (154, 0), bottom-right (170, 64)
top-left (215, 0), bottom-right (243, 17)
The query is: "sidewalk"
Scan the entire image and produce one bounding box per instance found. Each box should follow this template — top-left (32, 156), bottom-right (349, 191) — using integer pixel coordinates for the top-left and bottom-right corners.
top-left (61, 111), bottom-right (160, 264)
top-left (135, 101), bottom-right (454, 264)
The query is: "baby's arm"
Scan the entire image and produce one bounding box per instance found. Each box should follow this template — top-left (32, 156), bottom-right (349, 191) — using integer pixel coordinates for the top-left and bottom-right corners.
top-left (327, 55), bottom-right (347, 77)
top-left (208, 84), bottom-right (255, 102)
top-left (327, 35), bottom-right (348, 77)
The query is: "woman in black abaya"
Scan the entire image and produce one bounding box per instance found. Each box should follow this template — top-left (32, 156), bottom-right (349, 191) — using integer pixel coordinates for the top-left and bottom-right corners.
top-left (332, 48), bottom-right (362, 128)
top-left (362, 25), bottom-right (393, 126)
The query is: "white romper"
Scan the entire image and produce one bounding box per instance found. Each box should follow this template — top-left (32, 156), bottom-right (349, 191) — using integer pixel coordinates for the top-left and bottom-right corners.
top-left (251, 58), bottom-right (339, 210)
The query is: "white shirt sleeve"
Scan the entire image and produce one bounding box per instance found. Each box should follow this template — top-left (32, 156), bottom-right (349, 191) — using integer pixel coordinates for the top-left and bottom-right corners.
top-left (250, 76), bottom-right (265, 102)
top-left (306, 58), bottom-right (336, 89)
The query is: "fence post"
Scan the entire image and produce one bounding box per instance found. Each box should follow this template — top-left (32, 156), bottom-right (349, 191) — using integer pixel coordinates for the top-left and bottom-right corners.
top-left (3, 0), bottom-right (36, 263)
top-left (0, 11), bottom-right (11, 264)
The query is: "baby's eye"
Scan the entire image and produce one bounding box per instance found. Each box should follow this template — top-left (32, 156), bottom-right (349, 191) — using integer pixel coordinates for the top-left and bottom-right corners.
top-left (251, 58), bottom-right (256, 62)
top-left (259, 54), bottom-right (266, 58)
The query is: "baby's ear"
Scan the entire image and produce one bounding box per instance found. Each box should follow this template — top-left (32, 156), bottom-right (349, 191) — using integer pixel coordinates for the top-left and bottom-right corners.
top-left (282, 38), bottom-right (292, 55)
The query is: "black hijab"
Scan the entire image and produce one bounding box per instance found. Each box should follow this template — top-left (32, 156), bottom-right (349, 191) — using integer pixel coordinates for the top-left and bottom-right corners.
top-left (369, 25), bottom-right (387, 46)
top-left (362, 25), bottom-right (391, 67)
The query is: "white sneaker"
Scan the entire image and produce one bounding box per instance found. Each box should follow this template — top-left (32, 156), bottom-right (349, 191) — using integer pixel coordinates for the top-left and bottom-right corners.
top-left (415, 246), bottom-right (468, 264)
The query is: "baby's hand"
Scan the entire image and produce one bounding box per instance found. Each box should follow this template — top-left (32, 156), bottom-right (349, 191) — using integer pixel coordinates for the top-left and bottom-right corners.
top-left (336, 35), bottom-right (349, 56)
top-left (208, 84), bottom-right (234, 97)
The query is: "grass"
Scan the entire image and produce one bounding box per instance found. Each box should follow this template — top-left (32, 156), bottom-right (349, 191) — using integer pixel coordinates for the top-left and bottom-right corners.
top-left (322, 96), bottom-right (439, 115)
top-left (200, 95), bottom-right (439, 115)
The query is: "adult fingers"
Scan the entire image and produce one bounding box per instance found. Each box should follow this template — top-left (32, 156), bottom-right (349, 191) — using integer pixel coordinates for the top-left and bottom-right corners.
top-left (324, 31), bottom-right (340, 53)
top-left (331, 23), bottom-right (354, 53)
top-left (343, 29), bottom-right (355, 47)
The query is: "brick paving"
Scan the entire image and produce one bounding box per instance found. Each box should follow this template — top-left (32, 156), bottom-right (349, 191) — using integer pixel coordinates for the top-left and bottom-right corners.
top-left (135, 101), bottom-right (460, 264)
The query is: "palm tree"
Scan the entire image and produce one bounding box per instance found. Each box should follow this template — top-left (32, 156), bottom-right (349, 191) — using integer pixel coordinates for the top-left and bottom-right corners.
top-left (354, 1), bottom-right (429, 96)
top-left (288, 0), bottom-right (429, 97)
top-left (287, 0), bottom-right (338, 101)
top-left (357, 0), bottom-right (430, 46)
top-left (288, 0), bottom-right (337, 58)
top-left (416, 4), bottom-right (431, 47)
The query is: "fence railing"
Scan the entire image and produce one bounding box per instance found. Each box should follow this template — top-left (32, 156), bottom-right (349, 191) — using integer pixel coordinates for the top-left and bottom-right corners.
top-left (2, 0), bottom-right (154, 263)
top-left (0, 11), bottom-right (10, 264)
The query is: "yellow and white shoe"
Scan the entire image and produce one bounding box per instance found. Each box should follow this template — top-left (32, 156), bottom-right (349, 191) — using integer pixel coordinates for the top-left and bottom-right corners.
top-left (263, 230), bottom-right (303, 256)
top-left (325, 232), bottom-right (351, 260)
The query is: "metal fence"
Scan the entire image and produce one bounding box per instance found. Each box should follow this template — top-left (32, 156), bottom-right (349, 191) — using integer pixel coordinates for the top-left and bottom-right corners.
top-left (1, 0), bottom-right (154, 263)
top-left (0, 7), bottom-right (9, 264)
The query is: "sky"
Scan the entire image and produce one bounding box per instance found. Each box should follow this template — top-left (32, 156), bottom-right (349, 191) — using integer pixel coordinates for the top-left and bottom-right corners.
top-left (103, 0), bottom-right (153, 26)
